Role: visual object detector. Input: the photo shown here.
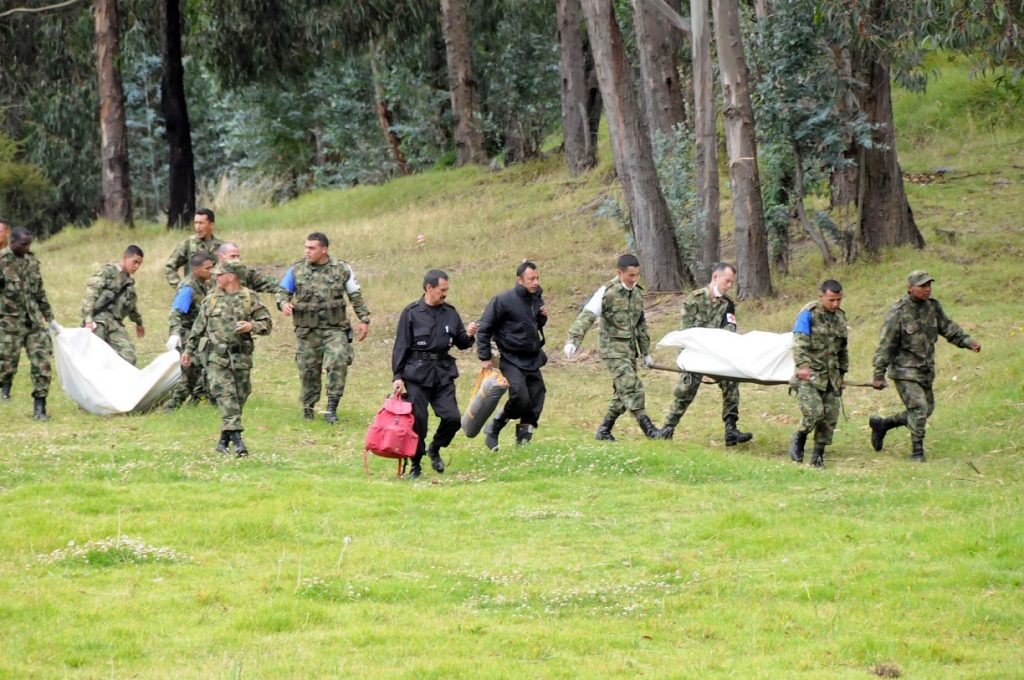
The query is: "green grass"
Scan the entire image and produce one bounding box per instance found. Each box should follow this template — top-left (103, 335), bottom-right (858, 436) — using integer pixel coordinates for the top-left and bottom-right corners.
top-left (1, 62), bottom-right (1022, 677)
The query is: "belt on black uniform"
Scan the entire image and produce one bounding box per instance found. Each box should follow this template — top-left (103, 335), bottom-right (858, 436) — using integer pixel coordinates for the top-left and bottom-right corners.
top-left (410, 350), bottom-right (447, 361)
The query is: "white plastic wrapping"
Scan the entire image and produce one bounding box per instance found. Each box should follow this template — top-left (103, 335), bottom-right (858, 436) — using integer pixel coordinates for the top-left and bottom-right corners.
top-left (656, 328), bottom-right (794, 385)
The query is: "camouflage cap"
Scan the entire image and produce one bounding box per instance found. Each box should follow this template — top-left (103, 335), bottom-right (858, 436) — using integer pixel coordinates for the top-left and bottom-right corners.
top-left (907, 270), bottom-right (934, 286)
top-left (212, 260), bottom-right (245, 277)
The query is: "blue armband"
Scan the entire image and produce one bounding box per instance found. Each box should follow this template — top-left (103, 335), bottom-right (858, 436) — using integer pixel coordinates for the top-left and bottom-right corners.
top-left (793, 309), bottom-right (812, 335)
top-left (172, 286), bottom-right (193, 314)
top-left (279, 267), bottom-right (296, 294)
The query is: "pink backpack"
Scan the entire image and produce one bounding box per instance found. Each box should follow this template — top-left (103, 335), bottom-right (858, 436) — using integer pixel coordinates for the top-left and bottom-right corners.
top-left (364, 395), bottom-right (418, 476)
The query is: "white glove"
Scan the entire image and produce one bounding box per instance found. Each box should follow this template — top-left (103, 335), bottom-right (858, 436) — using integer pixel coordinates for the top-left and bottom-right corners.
top-left (49, 319), bottom-right (62, 334)
top-left (166, 334), bottom-right (182, 351)
top-left (563, 342), bottom-right (577, 360)
top-left (643, 354), bottom-right (655, 368)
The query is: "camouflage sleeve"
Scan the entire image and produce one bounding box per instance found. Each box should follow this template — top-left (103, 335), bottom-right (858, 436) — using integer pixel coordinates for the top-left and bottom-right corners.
top-left (872, 308), bottom-right (900, 381)
top-left (246, 268), bottom-right (280, 294)
top-left (680, 298), bottom-right (700, 330)
top-left (249, 297), bottom-right (273, 336)
top-left (567, 309), bottom-right (597, 347)
top-left (32, 266), bottom-right (54, 323)
top-left (184, 302), bottom-right (209, 356)
top-left (792, 328), bottom-right (813, 369)
top-left (81, 269), bottom-right (108, 323)
top-left (163, 241), bottom-right (188, 287)
top-left (168, 307), bottom-right (186, 337)
top-left (129, 305), bottom-right (144, 327)
top-left (636, 312), bottom-right (651, 356)
top-left (935, 302), bottom-right (973, 349)
top-left (347, 288), bottom-right (371, 324)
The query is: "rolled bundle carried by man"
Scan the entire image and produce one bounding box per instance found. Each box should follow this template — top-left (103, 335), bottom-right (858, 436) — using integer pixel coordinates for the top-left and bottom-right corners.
top-left (461, 367), bottom-right (509, 437)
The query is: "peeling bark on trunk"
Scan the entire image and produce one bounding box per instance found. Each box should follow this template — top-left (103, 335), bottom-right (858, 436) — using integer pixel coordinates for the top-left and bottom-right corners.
top-left (691, 0), bottom-right (719, 283)
top-left (580, 0), bottom-right (687, 291)
top-left (95, 0), bottom-right (132, 226)
top-left (440, 0), bottom-right (486, 166)
top-left (631, 0), bottom-right (687, 137)
top-left (161, 0), bottom-right (195, 229)
top-left (712, 0), bottom-right (772, 298)
top-left (557, 0), bottom-right (600, 174)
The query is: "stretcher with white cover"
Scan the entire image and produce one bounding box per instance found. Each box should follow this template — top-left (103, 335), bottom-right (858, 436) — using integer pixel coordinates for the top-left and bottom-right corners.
top-left (656, 328), bottom-right (794, 385)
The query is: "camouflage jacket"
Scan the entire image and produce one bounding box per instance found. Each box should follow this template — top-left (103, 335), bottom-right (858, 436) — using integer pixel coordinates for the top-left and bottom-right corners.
top-left (276, 256), bottom-right (370, 330)
top-left (792, 300), bottom-right (849, 391)
top-left (567, 277), bottom-right (649, 360)
top-left (168, 274), bottom-right (211, 337)
top-left (0, 247), bottom-right (53, 330)
top-left (872, 295), bottom-right (974, 382)
top-left (81, 263), bottom-right (142, 327)
top-left (163, 235), bottom-right (223, 287)
top-left (184, 288), bottom-right (272, 369)
top-left (238, 264), bottom-right (279, 294)
top-left (680, 286), bottom-right (736, 332)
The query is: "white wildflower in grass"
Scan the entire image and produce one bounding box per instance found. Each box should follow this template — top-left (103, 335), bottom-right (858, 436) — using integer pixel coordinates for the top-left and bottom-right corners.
top-left (296, 576), bottom-right (369, 602)
top-left (37, 536), bottom-right (191, 567)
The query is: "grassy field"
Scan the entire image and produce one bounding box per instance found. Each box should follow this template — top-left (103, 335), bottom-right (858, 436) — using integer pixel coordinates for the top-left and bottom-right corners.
top-left (1, 64), bottom-right (1022, 678)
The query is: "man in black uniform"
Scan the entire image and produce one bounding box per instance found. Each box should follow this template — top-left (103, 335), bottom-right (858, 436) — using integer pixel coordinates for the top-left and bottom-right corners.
top-left (475, 261), bottom-right (548, 450)
top-left (392, 269), bottom-right (479, 479)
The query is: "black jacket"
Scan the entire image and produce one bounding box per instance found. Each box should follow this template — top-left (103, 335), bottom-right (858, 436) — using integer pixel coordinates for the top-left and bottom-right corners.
top-left (476, 284), bottom-right (547, 371)
top-left (392, 297), bottom-right (474, 386)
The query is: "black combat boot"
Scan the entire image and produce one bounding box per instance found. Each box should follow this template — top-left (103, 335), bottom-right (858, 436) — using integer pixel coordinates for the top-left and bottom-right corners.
top-left (324, 397), bottom-right (340, 425)
top-left (216, 431), bottom-right (231, 454)
top-left (655, 419), bottom-right (678, 440)
top-left (869, 416), bottom-right (899, 452)
top-left (595, 416), bottom-right (618, 442)
top-left (427, 442), bottom-right (445, 473)
top-left (32, 397), bottom-right (49, 421)
top-left (910, 437), bottom-right (926, 462)
top-left (1, 381), bottom-right (11, 400)
top-left (790, 430), bottom-right (808, 463)
top-left (515, 423), bottom-right (534, 446)
top-left (483, 411), bottom-right (509, 451)
top-left (232, 431), bottom-right (249, 457)
top-left (724, 416), bottom-right (753, 446)
top-left (635, 413), bottom-right (660, 440)
top-left (303, 406), bottom-right (315, 421)
top-left (163, 400), bottom-right (179, 413)
top-left (810, 442), bottom-right (826, 468)
top-left (409, 456), bottom-right (423, 479)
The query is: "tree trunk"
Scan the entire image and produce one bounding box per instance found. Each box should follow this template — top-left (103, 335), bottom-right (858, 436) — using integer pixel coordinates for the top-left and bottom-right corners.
top-left (712, 0), bottom-right (772, 298)
top-left (370, 48), bottom-right (411, 176)
top-left (856, 55), bottom-right (924, 253)
top-left (827, 43), bottom-right (858, 263)
top-left (95, 0), bottom-right (132, 226)
top-left (557, 0), bottom-right (599, 174)
top-left (631, 0), bottom-right (687, 138)
top-left (440, 0), bottom-right (486, 166)
top-left (793, 141), bottom-right (835, 266)
top-left (691, 0), bottom-right (719, 283)
top-left (161, 0), bottom-right (195, 229)
top-left (580, 0), bottom-right (687, 291)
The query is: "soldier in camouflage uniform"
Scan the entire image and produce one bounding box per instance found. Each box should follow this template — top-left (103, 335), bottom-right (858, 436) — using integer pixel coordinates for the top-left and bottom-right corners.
top-left (565, 254), bottom-right (660, 441)
top-left (164, 252), bottom-right (215, 411)
top-left (869, 271), bottom-right (980, 462)
top-left (163, 208), bottom-right (223, 287)
top-left (182, 260), bottom-right (272, 456)
top-left (656, 263), bottom-right (753, 446)
top-left (0, 227), bottom-right (55, 419)
top-left (789, 280), bottom-right (849, 468)
top-left (215, 241), bottom-right (280, 293)
top-left (276, 232), bottom-right (370, 424)
top-left (82, 245), bottom-right (146, 365)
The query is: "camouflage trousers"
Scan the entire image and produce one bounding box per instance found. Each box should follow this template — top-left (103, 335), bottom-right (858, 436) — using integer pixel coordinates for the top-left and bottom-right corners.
top-left (890, 378), bottom-right (935, 441)
top-left (92, 318), bottom-right (136, 366)
top-left (0, 322), bottom-right (52, 398)
top-left (603, 357), bottom-right (645, 419)
top-left (795, 381), bottom-right (841, 446)
top-left (662, 372), bottom-right (739, 427)
top-left (295, 326), bottom-right (352, 407)
top-left (168, 360), bottom-right (207, 406)
top-left (207, 358), bottom-right (251, 432)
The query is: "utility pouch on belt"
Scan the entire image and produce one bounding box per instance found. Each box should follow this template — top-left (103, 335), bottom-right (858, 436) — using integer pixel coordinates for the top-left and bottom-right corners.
top-left (326, 301), bottom-right (346, 326)
top-left (292, 303), bottom-right (318, 329)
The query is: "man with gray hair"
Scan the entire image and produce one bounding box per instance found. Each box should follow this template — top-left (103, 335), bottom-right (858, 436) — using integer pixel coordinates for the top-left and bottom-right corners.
top-left (215, 241), bottom-right (279, 293)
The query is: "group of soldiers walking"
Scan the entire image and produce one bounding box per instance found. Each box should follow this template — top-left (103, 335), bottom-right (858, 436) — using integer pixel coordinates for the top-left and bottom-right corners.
top-left (0, 213), bottom-right (981, 472)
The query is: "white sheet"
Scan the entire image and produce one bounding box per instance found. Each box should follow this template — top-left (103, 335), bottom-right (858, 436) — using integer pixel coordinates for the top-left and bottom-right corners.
top-left (53, 324), bottom-right (181, 415)
top-left (656, 328), bottom-right (794, 384)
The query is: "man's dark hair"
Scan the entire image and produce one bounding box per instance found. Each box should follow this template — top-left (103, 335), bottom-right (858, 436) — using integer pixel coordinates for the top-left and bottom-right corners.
top-left (11, 226), bottom-right (31, 242)
top-left (821, 279), bottom-right (843, 294)
top-left (195, 208), bottom-right (215, 222)
top-left (124, 245), bottom-right (144, 258)
top-left (516, 261), bottom-right (537, 277)
top-left (307, 232), bottom-right (329, 248)
top-left (713, 262), bottom-right (736, 275)
top-left (616, 254), bottom-right (640, 270)
top-left (0, 217), bottom-right (10, 227)
top-left (423, 268), bottom-right (448, 290)
top-left (190, 252), bottom-right (214, 268)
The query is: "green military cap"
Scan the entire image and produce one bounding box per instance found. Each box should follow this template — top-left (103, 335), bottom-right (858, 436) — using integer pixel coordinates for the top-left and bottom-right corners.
top-left (213, 260), bottom-right (245, 277)
top-left (907, 270), bottom-right (934, 286)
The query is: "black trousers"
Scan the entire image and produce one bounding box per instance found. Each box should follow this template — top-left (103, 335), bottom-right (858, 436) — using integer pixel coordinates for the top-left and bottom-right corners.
top-left (498, 361), bottom-right (546, 427)
top-left (406, 380), bottom-right (461, 460)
